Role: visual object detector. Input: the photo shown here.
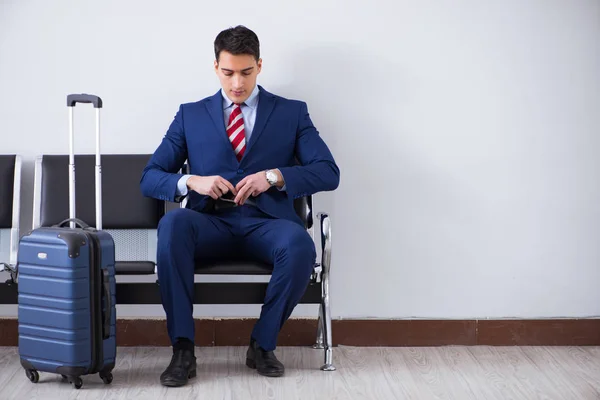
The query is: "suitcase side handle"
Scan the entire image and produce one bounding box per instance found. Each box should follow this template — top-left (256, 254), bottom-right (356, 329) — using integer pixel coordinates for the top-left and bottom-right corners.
top-left (67, 94), bottom-right (103, 108)
top-left (102, 269), bottom-right (112, 339)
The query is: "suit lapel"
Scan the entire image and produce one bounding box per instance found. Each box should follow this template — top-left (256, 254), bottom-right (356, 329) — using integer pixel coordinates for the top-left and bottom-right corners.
top-left (205, 90), bottom-right (242, 164)
top-left (206, 90), bottom-right (230, 144)
top-left (243, 86), bottom-right (275, 159)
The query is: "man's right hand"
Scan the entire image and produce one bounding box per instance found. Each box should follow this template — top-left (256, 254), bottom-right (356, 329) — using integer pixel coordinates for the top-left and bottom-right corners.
top-left (186, 176), bottom-right (237, 199)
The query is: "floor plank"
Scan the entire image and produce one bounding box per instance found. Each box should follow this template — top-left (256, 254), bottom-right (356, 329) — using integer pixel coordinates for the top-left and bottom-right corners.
top-left (1, 345), bottom-right (599, 399)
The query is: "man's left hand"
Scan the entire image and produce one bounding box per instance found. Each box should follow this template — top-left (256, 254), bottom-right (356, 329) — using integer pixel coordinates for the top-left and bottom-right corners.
top-left (234, 171), bottom-right (271, 205)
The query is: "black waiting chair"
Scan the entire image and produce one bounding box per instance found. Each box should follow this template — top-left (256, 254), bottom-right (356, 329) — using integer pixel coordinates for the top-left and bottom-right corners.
top-left (0, 155), bottom-right (22, 283)
top-left (31, 154), bottom-right (335, 370)
top-left (32, 154), bottom-right (161, 275)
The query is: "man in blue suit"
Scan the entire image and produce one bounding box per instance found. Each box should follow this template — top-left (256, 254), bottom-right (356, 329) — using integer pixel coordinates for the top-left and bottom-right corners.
top-left (140, 25), bottom-right (340, 387)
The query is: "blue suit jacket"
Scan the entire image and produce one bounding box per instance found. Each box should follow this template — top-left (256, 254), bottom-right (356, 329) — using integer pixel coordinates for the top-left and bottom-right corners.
top-left (140, 86), bottom-right (340, 226)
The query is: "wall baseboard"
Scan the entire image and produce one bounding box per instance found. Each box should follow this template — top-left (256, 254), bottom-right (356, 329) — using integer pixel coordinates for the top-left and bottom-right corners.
top-left (1, 318), bottom-right (599, 347)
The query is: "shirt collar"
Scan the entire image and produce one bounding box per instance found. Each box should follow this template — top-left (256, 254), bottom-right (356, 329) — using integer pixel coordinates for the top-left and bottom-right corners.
top-left (221, 85), bottom-right (260, 110)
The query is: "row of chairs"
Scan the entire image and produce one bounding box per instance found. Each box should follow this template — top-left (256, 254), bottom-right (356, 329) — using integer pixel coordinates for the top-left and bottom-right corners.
top-left (0, 154), bottom-right (335, 370)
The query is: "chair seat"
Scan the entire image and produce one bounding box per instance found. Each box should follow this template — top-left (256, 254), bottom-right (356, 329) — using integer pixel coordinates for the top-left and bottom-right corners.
top-left (113, 260), bottom-right (318, 276)
top-left (194, 260), bottom-right (274, 275)
top-left (115, 261), bottom-right (156, 275)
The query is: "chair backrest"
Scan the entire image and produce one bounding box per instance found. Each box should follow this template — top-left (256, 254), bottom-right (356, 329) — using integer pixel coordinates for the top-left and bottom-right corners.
top-left (0, 155), bottom-right (15, 230)
top-left (33, 154), bottom-right (163, 264)
top-left (0, 155), bottom-right (21, 266)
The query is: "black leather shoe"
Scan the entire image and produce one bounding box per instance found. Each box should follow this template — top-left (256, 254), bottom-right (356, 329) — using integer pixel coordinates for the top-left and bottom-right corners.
top-left (246, 338), bottom-right (285, 377)
top-left (160, 349), bottom-right (197, 387)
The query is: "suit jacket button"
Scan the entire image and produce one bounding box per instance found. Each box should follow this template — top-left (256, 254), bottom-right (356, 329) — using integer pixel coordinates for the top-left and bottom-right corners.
top-left (237, 169), bottom-right (244, 174)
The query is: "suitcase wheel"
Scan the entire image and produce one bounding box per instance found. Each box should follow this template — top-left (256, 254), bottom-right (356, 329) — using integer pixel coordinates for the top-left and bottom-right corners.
top-left (70, 376), bottom-right (83, 389)
top-left (100, 371), bottom-right (113, 385)
top-left (25, 369), bottom-right (39, 383)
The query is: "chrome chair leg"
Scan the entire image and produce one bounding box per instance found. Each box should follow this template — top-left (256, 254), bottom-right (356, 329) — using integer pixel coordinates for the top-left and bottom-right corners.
top-left (317, 212), bottom-right (335, 371)
top-left (313, 306), bottom-right (324, 349)
top-left (320, 275), bottom-right (335, 371)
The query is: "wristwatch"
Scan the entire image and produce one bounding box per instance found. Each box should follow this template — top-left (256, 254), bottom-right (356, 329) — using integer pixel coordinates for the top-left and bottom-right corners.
top-left (265, 169), bottom-right (278, 186)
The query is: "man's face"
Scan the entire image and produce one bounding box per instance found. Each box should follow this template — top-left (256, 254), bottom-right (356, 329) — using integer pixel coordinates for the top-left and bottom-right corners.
top-left (215, 51), bottom-right (262, 104)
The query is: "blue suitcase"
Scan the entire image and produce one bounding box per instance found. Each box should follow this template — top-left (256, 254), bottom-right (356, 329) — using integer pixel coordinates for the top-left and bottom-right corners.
top-left (17, 94), bottom-right (116, 390)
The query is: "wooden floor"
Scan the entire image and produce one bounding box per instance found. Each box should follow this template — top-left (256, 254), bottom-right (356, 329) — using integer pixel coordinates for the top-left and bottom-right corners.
top-left (1, 345), bottom-right (599, 399)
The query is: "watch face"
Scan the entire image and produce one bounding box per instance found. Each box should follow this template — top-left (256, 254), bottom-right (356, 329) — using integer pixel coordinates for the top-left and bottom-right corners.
top-left (267, 170), bottom-right (277, 184)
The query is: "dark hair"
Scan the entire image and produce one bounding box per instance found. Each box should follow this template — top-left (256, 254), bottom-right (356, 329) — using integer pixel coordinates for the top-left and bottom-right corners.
top-left (214, 25), bottom-right (260, 62)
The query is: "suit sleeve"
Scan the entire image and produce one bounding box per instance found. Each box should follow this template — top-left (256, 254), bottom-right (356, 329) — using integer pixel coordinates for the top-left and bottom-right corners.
top-left (140, 105), bottom-right (189, 202)
top-left (278, 102), bottom-right (340, 198)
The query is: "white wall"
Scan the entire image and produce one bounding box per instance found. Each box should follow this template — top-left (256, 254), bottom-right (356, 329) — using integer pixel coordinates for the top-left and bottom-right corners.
top-left (1, 0), bottom-right (599, 319)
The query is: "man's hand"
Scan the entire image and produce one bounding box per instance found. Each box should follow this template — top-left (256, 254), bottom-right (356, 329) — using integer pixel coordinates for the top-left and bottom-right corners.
top-left (234, 171), bottom-right (271, 205)
top-left (186, 175), bottom-right (237, 199)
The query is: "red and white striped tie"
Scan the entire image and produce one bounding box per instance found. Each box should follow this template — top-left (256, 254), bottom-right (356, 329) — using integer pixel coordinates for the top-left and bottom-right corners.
top-left (227, 104), bottom-right (246, 161)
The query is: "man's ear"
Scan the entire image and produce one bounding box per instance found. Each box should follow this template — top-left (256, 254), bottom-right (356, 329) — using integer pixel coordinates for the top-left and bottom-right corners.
top-left (214, 60), bottom-right (219, 73)
top-left (257, 58), bottom-right (262, 74)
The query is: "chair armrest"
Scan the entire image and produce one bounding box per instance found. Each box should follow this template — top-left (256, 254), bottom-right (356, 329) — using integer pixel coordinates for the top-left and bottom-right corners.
top-left (10, 155), bottom-right (22, 268)
top-left (180, 196), bottom-right (188, 209)
top-left (2, 155), bottom-right (22, 283)
top-left (179, 163), bottom-right (190, 208)
top-left (317, 212), bottom-right (332, 278)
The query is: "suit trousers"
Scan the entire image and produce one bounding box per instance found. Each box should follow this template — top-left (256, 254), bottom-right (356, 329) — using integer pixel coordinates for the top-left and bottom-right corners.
top-left (156, 204), bottom-right (316, 351)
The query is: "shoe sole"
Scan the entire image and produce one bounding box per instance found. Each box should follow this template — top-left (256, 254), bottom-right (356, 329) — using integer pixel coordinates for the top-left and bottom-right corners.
top-left (160, 369), bottom-right (197, 387)
top-left (245, 358), bottom-right (284, 377)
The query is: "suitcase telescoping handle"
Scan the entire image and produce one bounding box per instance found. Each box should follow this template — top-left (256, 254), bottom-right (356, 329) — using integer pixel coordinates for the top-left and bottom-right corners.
top-left (67, 94), bottom-right (103, 108)
top-left (66, 94), bottom-right (103, 230)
